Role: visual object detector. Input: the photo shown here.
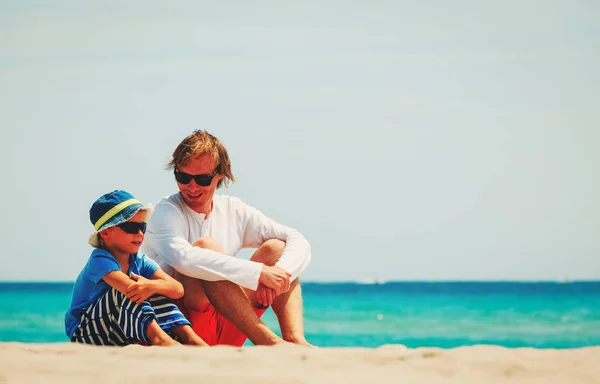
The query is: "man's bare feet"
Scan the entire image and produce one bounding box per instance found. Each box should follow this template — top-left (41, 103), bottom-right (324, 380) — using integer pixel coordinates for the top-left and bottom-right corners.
top-left (283, 335), bottom-right (315, 347)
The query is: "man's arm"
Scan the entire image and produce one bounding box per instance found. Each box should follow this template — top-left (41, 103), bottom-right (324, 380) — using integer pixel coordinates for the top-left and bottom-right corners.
top-left (146, 202), bottom-right (264, 290)
top-left (241, 199), bottom-right (312, 280)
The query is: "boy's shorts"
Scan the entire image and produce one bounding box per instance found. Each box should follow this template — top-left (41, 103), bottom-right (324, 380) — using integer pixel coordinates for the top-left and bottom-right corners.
top-left (175, 299), bottom-right (268, 346)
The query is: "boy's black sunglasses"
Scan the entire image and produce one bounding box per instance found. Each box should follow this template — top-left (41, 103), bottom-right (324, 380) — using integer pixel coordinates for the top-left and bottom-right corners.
top-left (174, 168), bottom-right (218, 187)
top-left (117, 222), bottom-right (147, 234)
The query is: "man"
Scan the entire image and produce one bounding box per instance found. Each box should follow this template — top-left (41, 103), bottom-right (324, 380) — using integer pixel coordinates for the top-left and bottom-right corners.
top-left (142, 130), bottom-right (312, 346)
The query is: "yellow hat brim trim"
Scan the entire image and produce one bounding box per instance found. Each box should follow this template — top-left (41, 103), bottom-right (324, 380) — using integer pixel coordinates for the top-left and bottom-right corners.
top-left (93, 199), bottom-right (142, 231)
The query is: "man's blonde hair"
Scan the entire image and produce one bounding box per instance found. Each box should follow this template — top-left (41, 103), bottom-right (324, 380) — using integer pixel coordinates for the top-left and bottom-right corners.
top-left (166, 130), bottom-right (235, 189)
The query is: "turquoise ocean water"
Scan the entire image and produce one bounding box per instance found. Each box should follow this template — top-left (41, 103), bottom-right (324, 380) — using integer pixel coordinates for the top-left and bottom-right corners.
top-left (1, 281), bottom-right (599, 348)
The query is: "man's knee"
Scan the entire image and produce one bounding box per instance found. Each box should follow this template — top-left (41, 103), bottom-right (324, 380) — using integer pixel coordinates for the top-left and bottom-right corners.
top-left (251, 239), bottom-right (285, 265)
top-left (262, 239), bottom-right (286, 254)
top-left (192, 237), bottom-right (224, 253)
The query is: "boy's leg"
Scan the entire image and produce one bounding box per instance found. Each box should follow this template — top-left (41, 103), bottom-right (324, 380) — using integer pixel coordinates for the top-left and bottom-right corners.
top-left (146, 320), bottom-right (180, 346)
top-left (144, 295), bottom-right (206, 345)
top-left (112, 289), bottom-right (180, 346)
top-left (72, 288), bottom-right (180, 346)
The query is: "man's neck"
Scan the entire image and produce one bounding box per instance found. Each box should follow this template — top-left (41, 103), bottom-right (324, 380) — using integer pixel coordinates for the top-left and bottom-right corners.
top-left (183, 195), bottom-right (214, 218)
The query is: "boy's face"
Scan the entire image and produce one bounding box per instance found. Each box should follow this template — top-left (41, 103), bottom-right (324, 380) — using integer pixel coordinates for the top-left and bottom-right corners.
top-left (100, 210), bottom-right (146, 255)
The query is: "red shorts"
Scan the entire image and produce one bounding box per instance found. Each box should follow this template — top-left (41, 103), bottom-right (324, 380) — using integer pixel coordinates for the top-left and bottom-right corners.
top-left (175, 299), bottom-right (267, 347)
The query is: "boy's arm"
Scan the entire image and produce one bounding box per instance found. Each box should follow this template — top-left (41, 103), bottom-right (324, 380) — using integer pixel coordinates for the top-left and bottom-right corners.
top-left (102, 270), bottom-right (184, 304)
top-left (102, 271), bottom-right (137, 296)
top-left (127, 269), bottom-right (184, 303)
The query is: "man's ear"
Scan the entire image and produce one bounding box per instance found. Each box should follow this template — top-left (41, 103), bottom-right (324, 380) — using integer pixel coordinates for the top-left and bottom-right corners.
top-left (99, 228), bottom-right (111, 239)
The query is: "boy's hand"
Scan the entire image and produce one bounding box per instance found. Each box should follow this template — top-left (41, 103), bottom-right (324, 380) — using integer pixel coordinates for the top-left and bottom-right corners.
top-left (126, 273), bottom-right (156, 304)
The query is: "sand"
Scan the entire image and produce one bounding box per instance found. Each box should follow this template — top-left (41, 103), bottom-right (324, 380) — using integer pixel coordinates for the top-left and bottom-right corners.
top-left (1, 343), bottom-right (599, 383)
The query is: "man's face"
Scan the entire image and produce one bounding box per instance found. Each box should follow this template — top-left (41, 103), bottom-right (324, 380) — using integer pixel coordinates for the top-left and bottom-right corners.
top-left (176, 154), bottom-right (223, 214)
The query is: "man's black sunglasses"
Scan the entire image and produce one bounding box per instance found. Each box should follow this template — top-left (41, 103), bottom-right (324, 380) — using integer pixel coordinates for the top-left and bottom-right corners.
top-left (174, 168), bottom-right (219, 187)
top-left (117, 222), bottom-right (147, 234)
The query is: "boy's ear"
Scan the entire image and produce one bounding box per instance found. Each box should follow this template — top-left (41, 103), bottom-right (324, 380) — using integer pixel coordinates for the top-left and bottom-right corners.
top-left (99, 228), bottom-right (111, 239)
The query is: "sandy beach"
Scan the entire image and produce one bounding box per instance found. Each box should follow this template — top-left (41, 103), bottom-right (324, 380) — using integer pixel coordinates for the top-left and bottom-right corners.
top-left (1, 343), bottom-right (598, 384)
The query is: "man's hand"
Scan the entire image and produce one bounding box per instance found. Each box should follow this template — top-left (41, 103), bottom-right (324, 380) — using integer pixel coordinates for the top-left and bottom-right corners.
top-left (259, 265), bottom-right (291, 295)
top-left (256, 283), bottom-right (276, 307)
top-left (126, 273), bottom-right (157, 304)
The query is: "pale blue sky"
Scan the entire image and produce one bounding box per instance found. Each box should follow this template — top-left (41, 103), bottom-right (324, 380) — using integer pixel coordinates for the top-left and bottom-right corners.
top-left (1, 1), bottom-right (598, 282)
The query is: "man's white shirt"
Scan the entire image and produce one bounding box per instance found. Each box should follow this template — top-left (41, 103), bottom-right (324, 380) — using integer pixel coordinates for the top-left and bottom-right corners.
top-left (141, 193), bottom-right (311, 290)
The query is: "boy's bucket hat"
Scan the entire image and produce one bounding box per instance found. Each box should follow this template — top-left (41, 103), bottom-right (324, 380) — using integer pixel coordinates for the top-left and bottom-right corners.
top-left (88, 190), bottom-right (153, 248)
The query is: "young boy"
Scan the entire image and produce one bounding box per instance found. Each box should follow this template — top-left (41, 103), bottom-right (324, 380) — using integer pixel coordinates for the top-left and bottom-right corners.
top-left (65, 190), bottom-right (207, 346)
